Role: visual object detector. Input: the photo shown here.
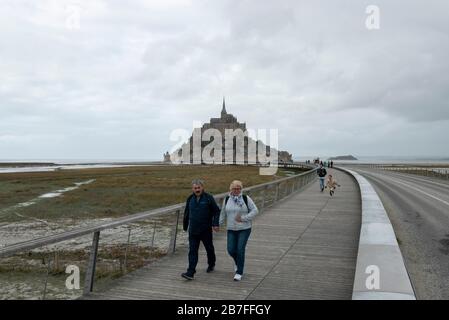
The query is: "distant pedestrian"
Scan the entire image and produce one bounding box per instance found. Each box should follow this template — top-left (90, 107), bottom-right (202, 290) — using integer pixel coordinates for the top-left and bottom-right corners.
top-left (219, 180), bottom-right (258, 281)
top-left (182, 179), bottom-right (220, 280)
top-left (317, 164), bottom-right (327, 192)
top-left (330, 161), bottom-right (334, 168)
top-left (326, 174), bottom-right (341, 196)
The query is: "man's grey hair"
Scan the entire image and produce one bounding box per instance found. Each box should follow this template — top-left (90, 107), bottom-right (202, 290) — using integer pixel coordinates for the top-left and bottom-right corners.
top-left (191, 179), bottom-right (204, 186)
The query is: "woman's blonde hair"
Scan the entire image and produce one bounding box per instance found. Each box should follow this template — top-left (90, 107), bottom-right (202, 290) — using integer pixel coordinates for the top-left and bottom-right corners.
top-left (229, 180), bottom-right (243, 190)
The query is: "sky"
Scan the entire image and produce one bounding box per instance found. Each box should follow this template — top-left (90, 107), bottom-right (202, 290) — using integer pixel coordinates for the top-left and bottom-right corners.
top-left (1, 0), bottom-right (448, 161)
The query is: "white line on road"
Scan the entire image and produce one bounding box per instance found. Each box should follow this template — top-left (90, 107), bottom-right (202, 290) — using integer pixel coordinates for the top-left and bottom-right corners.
top-left (383, 170), bottom-right (449, 189)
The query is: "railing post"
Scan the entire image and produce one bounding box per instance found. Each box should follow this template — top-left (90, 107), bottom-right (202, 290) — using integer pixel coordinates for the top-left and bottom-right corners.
top-left (275, 183), bottom-right (280, 202)
top-left (42, 256), bottom-right (51, 300)
top-left (151, 221), bottom-right (157, 247)
top-left (260, 185), bottom-right (267, 214)
top-left (169, 210), bottom-right (181, 254)
top-left (84, 231), bottom-right (100, 295)
top-left (123, 228), bottom-right (132, 274)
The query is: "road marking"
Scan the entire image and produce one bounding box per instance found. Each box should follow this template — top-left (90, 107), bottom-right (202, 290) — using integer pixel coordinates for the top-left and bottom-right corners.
top-left (385, 171), bottom-right (449, 189)
top-left (356, 170), bottom-right (449, 208)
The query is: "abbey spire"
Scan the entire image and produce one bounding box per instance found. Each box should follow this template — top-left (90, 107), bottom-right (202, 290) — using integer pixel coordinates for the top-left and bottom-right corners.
top-left (221, 96), bottom-right (227, 117)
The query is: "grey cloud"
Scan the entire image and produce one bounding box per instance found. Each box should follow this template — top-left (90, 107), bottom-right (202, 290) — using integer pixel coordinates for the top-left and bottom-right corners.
top-left (1, 0), bottom-right (448, 160)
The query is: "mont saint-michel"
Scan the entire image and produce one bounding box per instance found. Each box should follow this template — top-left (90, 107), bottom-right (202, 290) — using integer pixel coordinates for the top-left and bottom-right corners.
top-left (166, 98), bottom-right (293, 165)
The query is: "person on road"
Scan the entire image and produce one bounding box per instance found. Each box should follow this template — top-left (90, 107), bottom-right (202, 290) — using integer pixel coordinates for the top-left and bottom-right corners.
top-left (317, 164), bottom-right (327, 192)
top-left (182, 179), bottom-right (220, 280)
top-left (326, 174), bottom-right (341, 196)
top-left (219, 180), bottom-right (258, 281)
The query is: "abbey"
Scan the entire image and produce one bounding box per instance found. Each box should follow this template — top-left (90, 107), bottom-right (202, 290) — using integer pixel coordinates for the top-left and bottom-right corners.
top-left (167, 98), bottom-right (293, 165)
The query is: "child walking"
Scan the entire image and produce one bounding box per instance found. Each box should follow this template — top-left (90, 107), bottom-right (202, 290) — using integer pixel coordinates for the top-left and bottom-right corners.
top-left (326, 174), bottom-right (341, 196)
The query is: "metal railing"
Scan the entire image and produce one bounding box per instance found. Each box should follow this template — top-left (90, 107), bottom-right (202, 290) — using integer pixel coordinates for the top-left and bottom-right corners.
top-left (379, 166), bottom-right (449, 180)
top-left (0, 163), bottom-right (317, 299)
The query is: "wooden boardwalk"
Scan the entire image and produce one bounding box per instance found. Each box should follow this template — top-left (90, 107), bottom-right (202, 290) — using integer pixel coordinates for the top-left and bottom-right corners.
top-left (84, 169), bottom-right (361, 300)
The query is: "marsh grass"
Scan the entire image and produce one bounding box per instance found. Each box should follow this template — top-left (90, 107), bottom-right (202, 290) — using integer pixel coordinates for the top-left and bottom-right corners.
top-left (0, 165), bottom-right (305, 222)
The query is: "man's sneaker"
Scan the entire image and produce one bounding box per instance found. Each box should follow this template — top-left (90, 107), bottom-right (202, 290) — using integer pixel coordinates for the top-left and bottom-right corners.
top-left (181, 272), bottom-right (194, 280)
top-left (207, 265), bottom-right (215, 273)
top-left (233, 274), bottom-right (242, 281)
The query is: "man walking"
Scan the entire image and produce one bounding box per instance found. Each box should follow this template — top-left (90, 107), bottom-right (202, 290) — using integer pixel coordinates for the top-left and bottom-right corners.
top-left (182, 179), bottom-right (220, 280)
top-left (317, 164), bottom-right (327, 192)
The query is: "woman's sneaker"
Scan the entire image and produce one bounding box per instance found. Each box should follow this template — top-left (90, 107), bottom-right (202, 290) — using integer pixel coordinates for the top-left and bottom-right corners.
top-left (233, 274), bottom-right (242, 281)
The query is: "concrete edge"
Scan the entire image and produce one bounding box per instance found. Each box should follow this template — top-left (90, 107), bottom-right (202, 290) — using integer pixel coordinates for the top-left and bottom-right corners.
top-left (352, 292), bottom-right (416, 300)
top-left (337, 167), bottom-right (416, 300)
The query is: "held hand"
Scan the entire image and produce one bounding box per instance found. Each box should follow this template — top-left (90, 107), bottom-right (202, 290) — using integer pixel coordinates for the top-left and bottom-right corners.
top-left (212, 226), bottom-right (219, 232)
top-left (235, 214), bottom-right (243, 223)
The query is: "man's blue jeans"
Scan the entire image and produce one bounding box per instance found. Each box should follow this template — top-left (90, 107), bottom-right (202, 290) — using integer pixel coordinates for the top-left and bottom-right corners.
top-left (227, 228), bottom-right (251, 275)
top-left (319, 177), bottom-right (325, 190)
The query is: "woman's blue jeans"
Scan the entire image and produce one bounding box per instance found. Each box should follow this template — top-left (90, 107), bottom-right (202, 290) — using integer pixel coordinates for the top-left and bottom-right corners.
top-left (227, 228), bottom-right (251, 275)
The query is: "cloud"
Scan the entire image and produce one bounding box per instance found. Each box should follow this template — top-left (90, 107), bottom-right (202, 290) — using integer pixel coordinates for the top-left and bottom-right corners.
top-left (0, 0), bottom-right (448, 160)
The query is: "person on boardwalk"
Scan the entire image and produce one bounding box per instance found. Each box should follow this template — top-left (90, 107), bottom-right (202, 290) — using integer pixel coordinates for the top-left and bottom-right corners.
top-left (219, 180), bottom-right (258, 281)
top-left (317, 164), bottom-right (327, 192)
top-left (181, 179), bottom-right (220, 280)
top-left (326, 174), bottom-right (341, 196)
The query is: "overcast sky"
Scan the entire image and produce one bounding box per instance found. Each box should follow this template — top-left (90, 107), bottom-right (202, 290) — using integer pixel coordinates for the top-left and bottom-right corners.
top-left (1, 0), bottom-right (448, 160)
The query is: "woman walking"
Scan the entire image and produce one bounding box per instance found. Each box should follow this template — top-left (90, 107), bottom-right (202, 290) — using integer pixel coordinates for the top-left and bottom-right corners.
top-left (219, 180), bottom-right (258, 281)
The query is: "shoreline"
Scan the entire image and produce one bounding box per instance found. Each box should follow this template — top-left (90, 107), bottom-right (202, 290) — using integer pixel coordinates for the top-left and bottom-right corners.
top-left (0, 162), bottom-right (167, 174)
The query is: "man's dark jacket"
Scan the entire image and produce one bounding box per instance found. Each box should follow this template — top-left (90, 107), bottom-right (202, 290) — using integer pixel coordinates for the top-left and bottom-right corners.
top-left (317, 168), bottom-right (327, 177)
top-left (183, 192), bottom-right (220, 235)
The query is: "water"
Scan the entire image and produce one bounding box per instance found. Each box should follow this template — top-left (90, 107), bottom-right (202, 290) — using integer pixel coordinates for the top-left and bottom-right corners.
top-left (0, 180), bottom-right (96, 221)
top-left (0, 159), bottom-right (163, 174)
top-left (38, 180), bottom-right (96, 199)
top-left (295, 156), bottom-right (449, 165)
top-left (0, 158), bottom-right (160, 164)
top-left (1, 157), bottom-right (449, 174)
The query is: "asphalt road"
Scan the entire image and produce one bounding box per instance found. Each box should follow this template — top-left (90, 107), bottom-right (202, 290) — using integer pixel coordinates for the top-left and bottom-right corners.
top-left (349, 167), bottom-right (449, 299)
